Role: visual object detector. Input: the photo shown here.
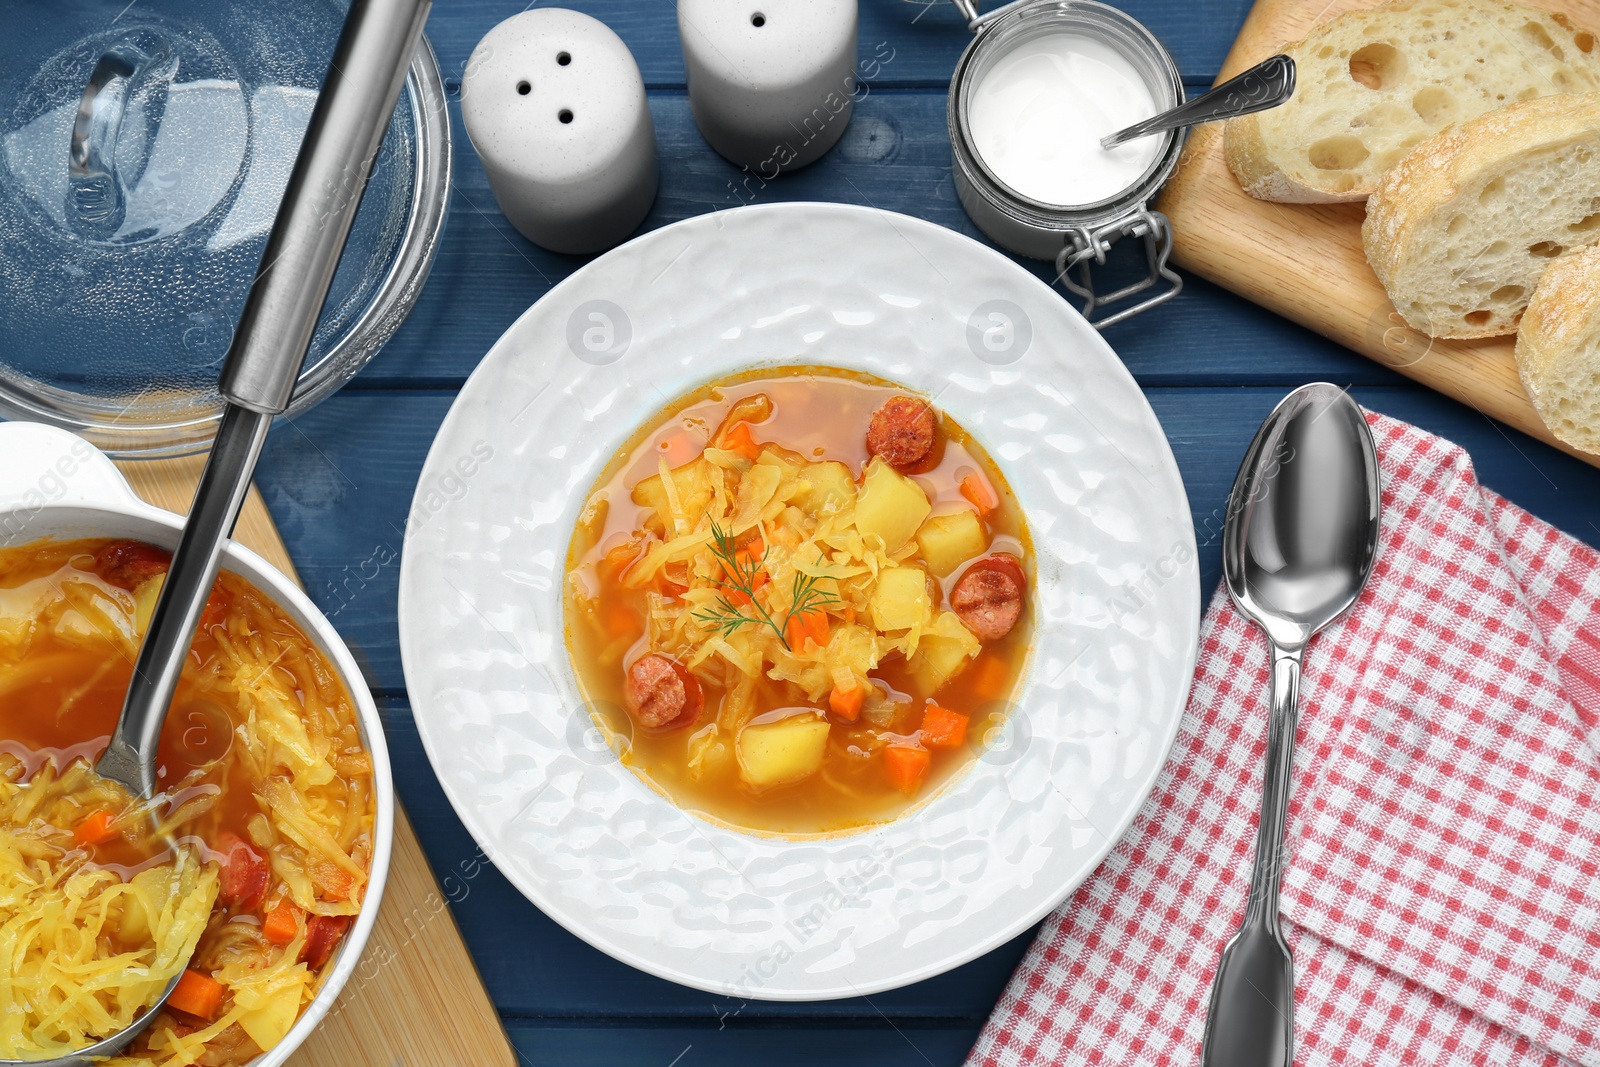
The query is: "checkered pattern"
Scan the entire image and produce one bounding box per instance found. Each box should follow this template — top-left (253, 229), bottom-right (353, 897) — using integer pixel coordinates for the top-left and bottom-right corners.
top-left (969, 413), bottom-right (1600, 1067)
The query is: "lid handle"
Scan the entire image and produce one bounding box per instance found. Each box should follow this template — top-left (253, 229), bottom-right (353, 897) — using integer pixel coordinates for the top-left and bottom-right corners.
top-left (67, 39), bottom-right (176, 240)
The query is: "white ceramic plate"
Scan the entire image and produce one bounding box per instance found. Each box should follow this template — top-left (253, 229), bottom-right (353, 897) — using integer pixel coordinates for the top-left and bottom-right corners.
top-left (398, 203), bottom-right (1199, 999)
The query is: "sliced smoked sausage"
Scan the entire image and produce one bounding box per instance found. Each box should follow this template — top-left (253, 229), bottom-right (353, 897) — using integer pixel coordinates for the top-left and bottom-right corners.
top-left (865, 396), bottom-right (937, 471)
top-left (951, 554), bottom-right (1026, 641)
top-left (624, 653), bottom-right (704, 729)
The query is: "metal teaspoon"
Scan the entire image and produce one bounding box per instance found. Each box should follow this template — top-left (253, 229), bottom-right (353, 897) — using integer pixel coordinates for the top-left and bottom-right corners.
top-left (1199, 383), bottom-right (1381, 1067)
top-left (1100, 54), bottom-right (1296, 149)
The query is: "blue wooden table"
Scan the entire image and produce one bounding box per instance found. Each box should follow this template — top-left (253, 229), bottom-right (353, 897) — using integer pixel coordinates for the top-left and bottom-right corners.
top-left (252, 2), bottom-right (1600, 1063)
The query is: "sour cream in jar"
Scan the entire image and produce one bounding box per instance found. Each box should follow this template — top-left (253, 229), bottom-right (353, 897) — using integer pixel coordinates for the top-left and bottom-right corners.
top-left (966, 32), bottom-right (1161, 207)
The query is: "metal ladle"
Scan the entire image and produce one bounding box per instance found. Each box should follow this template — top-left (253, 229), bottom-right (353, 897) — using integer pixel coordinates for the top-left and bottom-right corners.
top-left (1199, 383), bottom-right (1381, 1067)
top-left (1100, 54), bottom-right (1296, 149)
top-left (2, 0), bottom-right (432, 1062)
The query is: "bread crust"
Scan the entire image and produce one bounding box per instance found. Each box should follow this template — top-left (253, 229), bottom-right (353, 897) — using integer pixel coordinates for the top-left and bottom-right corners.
top-left (1516, 245), bottom-right (1600, 454)
top-left (1362, 91), bottom-right (1600, 339)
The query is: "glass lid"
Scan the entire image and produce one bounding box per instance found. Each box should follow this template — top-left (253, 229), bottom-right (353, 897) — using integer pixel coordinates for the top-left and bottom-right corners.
top-left (0, 0), bottom-right (450, 457)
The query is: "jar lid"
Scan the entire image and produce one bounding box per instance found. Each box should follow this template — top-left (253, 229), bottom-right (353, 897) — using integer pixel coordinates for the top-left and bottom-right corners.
top-left (0, 0), bottom-right (450, 456)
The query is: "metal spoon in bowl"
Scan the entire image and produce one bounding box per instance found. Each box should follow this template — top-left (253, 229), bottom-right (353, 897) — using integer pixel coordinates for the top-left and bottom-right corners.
top-left (0, 2), bottom-right (430, 1064)
top-left (1199, 383), bottom-right (1381, 1067)
top-left (1100, 54), bottom-right (1296, 150)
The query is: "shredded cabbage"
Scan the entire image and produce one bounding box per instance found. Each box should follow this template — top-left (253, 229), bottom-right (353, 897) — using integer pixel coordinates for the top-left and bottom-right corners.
top-left (0, 761), bottom-right (218, 1061)
top-left (612, 437), bottom-right (971, 728)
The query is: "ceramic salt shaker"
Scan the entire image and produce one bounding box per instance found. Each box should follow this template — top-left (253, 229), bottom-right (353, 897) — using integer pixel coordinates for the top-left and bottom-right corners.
top-left (678, 0), bottom-right (858, 174)
top-left (461, 9), bottom-right (657, 254)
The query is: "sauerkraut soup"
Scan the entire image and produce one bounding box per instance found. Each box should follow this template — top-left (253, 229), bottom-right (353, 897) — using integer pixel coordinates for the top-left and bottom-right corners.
top-left (0, 539), bottom-right (376, 1064)
top-left (565, 369), bottom-right (1034, 836)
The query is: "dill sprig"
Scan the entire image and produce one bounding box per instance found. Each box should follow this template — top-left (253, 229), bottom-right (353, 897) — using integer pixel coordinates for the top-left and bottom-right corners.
top-left (692, 519), bottom-right (839, 650)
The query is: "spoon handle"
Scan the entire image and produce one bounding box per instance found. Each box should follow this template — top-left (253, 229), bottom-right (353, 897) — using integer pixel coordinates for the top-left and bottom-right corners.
top-left (1247, 646), bottom-right (1302, 923)
top-left (1200, 644), bottom-right (1303, 1067)
top-left (1100, 54), bottom-right (1296, 149)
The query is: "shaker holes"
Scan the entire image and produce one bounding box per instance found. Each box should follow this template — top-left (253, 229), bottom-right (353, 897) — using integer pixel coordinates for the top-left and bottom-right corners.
top-left (559, 109), bottom-right (574, 123)
top-left (516, 80), bottom-right (531, 95)
top-left (751, 12), bottom-right (766, 26)
top-left (558, 51), bottom-right (571, 65)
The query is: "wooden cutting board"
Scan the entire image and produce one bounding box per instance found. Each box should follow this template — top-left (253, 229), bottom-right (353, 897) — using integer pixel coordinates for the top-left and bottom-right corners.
top-left (114, 455), bottom-right (517, 1067)
top-left (1155, 0), bottom-right (1600, 470)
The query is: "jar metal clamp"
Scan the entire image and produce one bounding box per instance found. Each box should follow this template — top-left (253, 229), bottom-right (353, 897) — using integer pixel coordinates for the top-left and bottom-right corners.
top-left (947, 0), bottom-right (1187, 329)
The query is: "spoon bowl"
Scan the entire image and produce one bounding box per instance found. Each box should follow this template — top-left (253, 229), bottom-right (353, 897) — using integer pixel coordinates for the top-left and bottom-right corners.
top-left (1224, 382), bottom-right (1381, 648)
top-left (1201, 383), bottom-right (1380, 1067)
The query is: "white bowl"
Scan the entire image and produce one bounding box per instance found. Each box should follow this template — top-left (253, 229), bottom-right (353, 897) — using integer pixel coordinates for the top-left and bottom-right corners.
top-left (0, 420), bottom-right (394, 1067)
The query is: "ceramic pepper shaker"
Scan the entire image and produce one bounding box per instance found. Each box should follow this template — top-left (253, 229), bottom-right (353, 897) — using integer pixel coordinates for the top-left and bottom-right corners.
top-left (678, 0), bottom-right (858, 175)
top-left (461, 9), bottom-right (657, 255)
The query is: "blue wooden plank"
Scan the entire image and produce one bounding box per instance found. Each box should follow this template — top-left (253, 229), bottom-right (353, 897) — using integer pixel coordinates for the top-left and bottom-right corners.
top-left (505, 1022), bottom-right (982, 1067)
top-left (357, 89), bottom-right (1403, 388)
top-left (420, 0), bottom-right (1250, 91)
top-left (257, 383), bottom-right (1600, 699)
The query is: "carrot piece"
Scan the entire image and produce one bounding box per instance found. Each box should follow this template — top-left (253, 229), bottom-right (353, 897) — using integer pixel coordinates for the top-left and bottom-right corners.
top-left (721, 421), bottom-right (762, 462)
top-left (168, 969), bottom-right (225, 1020)
top-left (262, 903), bottom-right (301, 946)
top-left (921, 705), bottom-right (970, 748)
top-left (75, 809), bottom-right (117, 845)
top-left (960, 473), bottom-right (997, 517)
top-left (884, 745), bottom-right (931, 793)
top-left (829, 684), bottom-right (865, 723)
top-left (720, 540), bottom-right (768, 606)
top-left (784, 609), bottom-right (829, 651)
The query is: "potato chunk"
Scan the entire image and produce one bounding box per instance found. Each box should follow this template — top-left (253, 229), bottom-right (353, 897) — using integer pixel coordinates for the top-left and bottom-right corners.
top-left (792, 461), bottom-right (856, 515)
top-left (854, 458), bottom-right (931, 552)
top-left (914, 510), bottom-right (989, 577)
top-left (870, 566), bottom-right (932, 632)
top-left (737, 712), bottom-right (831, 789)
top-left (909, 610), bottom-right (982, 692)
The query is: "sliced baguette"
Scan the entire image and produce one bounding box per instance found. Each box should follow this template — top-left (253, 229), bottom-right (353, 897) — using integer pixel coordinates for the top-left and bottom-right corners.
top-left (1226, 0), bottom-right (1600, 203)
top-left (1515, 245), bottom-right (1600, 454)
top-left (1362, 92), bottom-right (1600, 339)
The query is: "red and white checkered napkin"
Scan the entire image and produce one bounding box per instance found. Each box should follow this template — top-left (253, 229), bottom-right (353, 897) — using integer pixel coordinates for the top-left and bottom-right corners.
top-left (970, 413), bottom-right (1600, 1067)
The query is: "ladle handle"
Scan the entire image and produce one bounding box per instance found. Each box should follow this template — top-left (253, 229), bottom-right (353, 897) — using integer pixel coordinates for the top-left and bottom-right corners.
top-left (220, 0), bottom-right (432, 416)
top-left (1100, 54), bottom-right (1296, 149)
top-left (97, 0), bottom-right (432, 799)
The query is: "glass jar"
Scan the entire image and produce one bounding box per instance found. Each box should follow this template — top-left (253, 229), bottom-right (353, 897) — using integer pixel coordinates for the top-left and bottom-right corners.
top-left (948, 0), bottom-right (1186, 328)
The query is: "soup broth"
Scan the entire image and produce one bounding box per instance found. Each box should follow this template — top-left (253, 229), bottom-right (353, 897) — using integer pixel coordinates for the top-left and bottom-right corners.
top-left (565, 369), bottom-right (1033, 836)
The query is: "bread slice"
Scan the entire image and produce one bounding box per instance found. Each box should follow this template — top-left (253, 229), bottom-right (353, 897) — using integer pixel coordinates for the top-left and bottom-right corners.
top-left (1226, 0), bottom-right (1600, 203)
top-left (1515, 245), bottom-right (1600, 453)
top-left (1362, 92), bottom-right (1600, 339)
